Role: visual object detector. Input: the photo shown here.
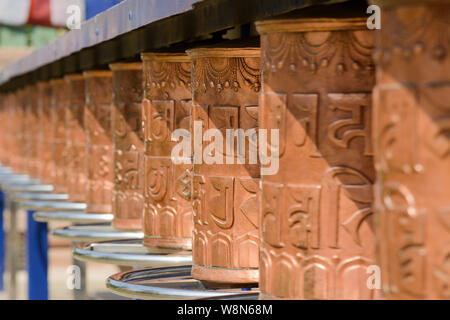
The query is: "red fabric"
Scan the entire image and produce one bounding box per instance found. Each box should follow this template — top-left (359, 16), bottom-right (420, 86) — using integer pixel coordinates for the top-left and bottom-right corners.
top-left (27, 0), bottom-right (51, 26)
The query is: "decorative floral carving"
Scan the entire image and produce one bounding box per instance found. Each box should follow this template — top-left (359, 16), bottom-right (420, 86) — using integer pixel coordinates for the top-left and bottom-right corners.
top-left (193, 57), bottom-right (261, 93)
top-left (263, 31), bottom-right (374, 74)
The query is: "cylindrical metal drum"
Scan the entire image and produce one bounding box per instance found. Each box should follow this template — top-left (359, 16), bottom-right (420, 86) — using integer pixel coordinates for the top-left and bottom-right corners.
top-left (0, 94), bottom-right (6, 165)
top-left (65, 74), bottom-right (87, 202)
top-left (256, 17), bottom-right (377, 299)
top-left (84, 71), bottom-right (114, 214)
top-left (372, 0), bottom-right (450, 300)
top-left (17, 88), bottom-right (29, 174)
top-left (141, 53), bottom-right (193, 251)
top-left (110, 63), bottom-right (144, 231)
top-left (187, 48), bottom-right (261, 284)
top-left (37, 82), bottom-right (55, 184)
top-left (27, 85), bottom-right (40, 177)
top-left (0, 94), bottom-right (8, 166)
top-left (50, 79), bottom-right (69, 193)
top-left (8, 92), bottom-right (20, 170)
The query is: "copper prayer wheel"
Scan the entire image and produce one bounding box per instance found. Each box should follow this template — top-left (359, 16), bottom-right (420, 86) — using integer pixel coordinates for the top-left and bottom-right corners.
top-left (27, 85), bottom-right (40, 177)
top-left (372, 0), bottom-right (450, 300)
top-left (7, 92), bottom-right (20, 170)
top-left (50, 79), bottom-right (69, 193)
top-left (141, 53), bottom-right (193, 250)
top-left (84, 71), bottom-right (114, 214)
top-left (37, 81), bottom-right (55, 184)
top-left (65, 74), bottom-right (87, 202)
top-left (16, 88), bottom-right (29, 174)
top-left (110, 63), bottom-right (144, 231)
top-left (0, 93), bottom-right (8, 166)
top-left (187, 48), bottom-right (261, 284)
top-left (256, 17), bottom-right (377, 299)
top-left (0, 94), bottom-right (6, 165)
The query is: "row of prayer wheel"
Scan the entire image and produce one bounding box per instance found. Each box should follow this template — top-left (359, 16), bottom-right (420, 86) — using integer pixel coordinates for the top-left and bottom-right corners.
top-left (0, 0), bottom-right (449, 299)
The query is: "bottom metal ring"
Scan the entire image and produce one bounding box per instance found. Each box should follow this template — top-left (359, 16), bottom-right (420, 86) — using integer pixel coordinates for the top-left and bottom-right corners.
top-left (52, 224), bottom-right (144, 242)
top-left (21, 200), bottom-right (87, 212)
top-left (33, 211), bottom-right (113, 223)
top-left (73, 239), bottom-right (192, 267)
top-left (11, 192), bottom-right (69, 202)
top-left (106, 266), bottom-right (259, 300)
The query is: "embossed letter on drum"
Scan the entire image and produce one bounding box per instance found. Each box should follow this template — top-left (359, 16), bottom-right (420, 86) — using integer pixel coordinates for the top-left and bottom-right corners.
top-left (65, 74), bottom-right (87, 203)
top-left (110, 63), bottom-right (144, 231)
top-left (84, 71), bottom-right (114, 214)
top-left (256, 18), bottom-right (378, 299)
top-left (187, 48), bottom-right (261, 284)
top-left (372, 0), bottom-right (450, 300)
top-left (142, 53), bottom-right (193, 250)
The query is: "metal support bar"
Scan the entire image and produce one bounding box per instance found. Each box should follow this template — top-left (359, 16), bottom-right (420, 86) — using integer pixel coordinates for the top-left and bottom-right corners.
top-left (26, 210), bottom-right (48, 300)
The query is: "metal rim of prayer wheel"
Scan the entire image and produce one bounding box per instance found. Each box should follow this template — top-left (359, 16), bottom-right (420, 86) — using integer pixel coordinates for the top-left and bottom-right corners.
top-left (186, 47), bottom-right (261, 285)
top-left (83, 70), bottom-right (114, 214)
top-left (141, 52), bottom-right (194, 251)
top-left (370, 0), bottom-right (450, 300)
top-left (256, 16), bottom-right (378, 299)
top-left (109, 62), bottom-right (145, 231)
top-left (65, 74), bottom-right (87, 203)
top-left (106, 265), bottom-right (259, 300)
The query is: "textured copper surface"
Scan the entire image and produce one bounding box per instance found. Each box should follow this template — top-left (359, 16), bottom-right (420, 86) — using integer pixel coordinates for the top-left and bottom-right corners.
top-left (37, 81), bottom-right (55, 184)
top-left (50, 79), bottom-right (69, 193)
top-left (256, 18), bottom-right (378, 299)
top-left (372, 1), bottom-right (450, 300)
top-left (142, 53), bottom-right (194, 250)
top-left (27, 85), bottom-right (40, 177)
top-left (110, 63), bottom-right (144, 231)
top-left (84, 71), bottom-right (114, 214)
top-left (187, 48), bottom-right (261, 284)
top-left (65, 74), bottom-right (87, 202)
top-left (17, 88), bottom-right (29, 174)
top-left (7, 92), bottom-right (20, 170)
top-left (0, 94), bottom-right (6, 165)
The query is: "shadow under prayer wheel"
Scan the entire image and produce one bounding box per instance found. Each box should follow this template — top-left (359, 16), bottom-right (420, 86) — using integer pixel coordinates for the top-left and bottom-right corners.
top-left (187, 48), bottom-right (261, 284)
top-left (84, 71), bottom-right (114, 214)
top-left (110, 63), bottom-right (144, 231)
top-left (37, 82), bottom-right (55, 184)
top-left (65, 74), bottom-right (87, 203)
top-left (141, 53), bottom-right (193, 251)
top-left (371, 0), bottom-right (450, 300)
top-left (50, 79), bottom-right (69, 193)
top-left (256, 17), bottom-right (378, 299)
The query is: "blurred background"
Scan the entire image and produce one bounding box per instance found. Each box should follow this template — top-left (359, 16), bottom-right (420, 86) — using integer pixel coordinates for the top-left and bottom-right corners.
top-left (0, 0), bottom-right (125, 69)
top-left (0, 0), bottom-right (127, 300)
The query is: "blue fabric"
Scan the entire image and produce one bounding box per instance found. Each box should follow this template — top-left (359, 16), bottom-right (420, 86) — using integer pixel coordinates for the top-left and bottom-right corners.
top-left (85, 0), bottom-right (125, 20)
top-left (0, 191), bottom-right (4, 291)
top-left (26, 210), bottom-right (48, 300)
